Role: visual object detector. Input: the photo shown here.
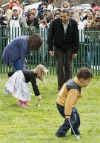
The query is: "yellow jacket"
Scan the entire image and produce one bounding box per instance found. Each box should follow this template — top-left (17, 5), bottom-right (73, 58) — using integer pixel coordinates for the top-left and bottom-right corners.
top-left (56, 77), bottom-right (85, 116)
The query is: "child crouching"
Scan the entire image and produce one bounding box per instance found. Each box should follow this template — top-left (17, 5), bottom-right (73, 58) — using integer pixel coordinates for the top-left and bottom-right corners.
top-left (56, 67), bottom-right (93, 137)
top-left (6, 64), bottom-right (48, 107)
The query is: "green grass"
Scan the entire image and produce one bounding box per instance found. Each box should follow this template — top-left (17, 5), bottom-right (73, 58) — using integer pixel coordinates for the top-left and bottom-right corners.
top-left (0, 74), bottom-right (100, 143)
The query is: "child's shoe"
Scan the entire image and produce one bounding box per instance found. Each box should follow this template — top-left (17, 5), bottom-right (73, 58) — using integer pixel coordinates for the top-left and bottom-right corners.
top-left (17, 100), bottom-right (22, 106)
top-left (17, 100), bottom-right (27, 108)
top-left (23, 102), bottom-right (31, 107)
top-left (25, 102), bottom-right (31, 106)
top-left (56, 132), bottom-right (66, 137)
top-left (21, 103), bottom-right (28, 108)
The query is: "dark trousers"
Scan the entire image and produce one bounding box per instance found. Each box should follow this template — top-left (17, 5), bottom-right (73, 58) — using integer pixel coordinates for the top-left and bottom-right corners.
top-left (55, 48), bottom-right (72, 90)
top-left (56, 104), bottom-right (80, 136)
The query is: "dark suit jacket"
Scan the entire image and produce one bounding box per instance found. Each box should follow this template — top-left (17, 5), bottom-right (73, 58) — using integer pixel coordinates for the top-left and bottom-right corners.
top-left (47, 18), bottom-right (79, 54)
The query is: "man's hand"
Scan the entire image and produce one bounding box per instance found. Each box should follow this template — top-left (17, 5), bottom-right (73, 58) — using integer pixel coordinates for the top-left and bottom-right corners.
top-left (49, 51), bottom-right (54, 56)
top-left (72, 53), bottom-right (77, 58)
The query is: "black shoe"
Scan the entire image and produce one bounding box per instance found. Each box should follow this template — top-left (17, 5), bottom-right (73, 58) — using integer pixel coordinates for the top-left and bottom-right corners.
top-left (56, 132), bottom-right (66, 137)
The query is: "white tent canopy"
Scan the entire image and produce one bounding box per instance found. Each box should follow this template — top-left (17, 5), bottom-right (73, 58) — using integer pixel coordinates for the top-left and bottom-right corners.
top-left (72, 4), bottom-right (92, 10)
top-left (24, 2), bottom-right (42, 12)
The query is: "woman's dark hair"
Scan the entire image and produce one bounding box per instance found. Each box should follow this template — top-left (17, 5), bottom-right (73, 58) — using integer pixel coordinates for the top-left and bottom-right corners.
top-left (77, 67), bottom-right (93, 79)
top-left (28, 34), bottom-right (42, 50)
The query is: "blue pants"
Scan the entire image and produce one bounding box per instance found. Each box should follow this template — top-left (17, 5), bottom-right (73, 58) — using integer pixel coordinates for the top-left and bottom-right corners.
top-left (13, 59), bottom-right (28, 72)
top-left (56, 104), bottom-right (80, 136)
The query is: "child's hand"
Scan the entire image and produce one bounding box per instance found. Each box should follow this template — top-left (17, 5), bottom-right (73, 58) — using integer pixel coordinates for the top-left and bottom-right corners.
top-left (36, 96), bottom-right (41, 107)
top-left (65, 115), bottom-right (70, 120)
top-left (37, 95), bottom-right (42, 101)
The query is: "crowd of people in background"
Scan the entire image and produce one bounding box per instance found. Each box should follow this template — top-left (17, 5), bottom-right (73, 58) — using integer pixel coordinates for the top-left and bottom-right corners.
top-left (0, 0), bottom-right (100, 31)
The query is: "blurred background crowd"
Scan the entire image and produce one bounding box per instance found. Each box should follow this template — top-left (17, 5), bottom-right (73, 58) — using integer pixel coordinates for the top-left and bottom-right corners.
top-left (0, 0), bottom-right (100, 31)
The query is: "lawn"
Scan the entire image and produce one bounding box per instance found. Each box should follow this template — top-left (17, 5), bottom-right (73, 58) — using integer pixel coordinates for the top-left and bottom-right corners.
top-left (0, 74), bottom-right (100, 143)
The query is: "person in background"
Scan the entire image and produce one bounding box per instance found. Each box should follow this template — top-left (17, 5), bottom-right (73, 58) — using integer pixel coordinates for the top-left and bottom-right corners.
top-left (39, 15), bottom-right (48, 29)
top-left (9, 0), bottom-right (21, 9)
top-left (2, 34), bottom-right (42, 71)
top-left (8, 6), bottom-right (27, 41)
top-left (0, 8), bottom-right (8, 26)
top-left (56, 67), bottom-right (93, 137)
top-left (54, 10), bottom-right (61, 19)
top-left (61, 1), bottom-right (70, 10)
top-left (6, 64), bottom-right (48, 107)
top-left (91, 2), bottom-right (100, 11)
top-left (38, 2), bottom-right (47, 18)
top-left (47, 0), bottom-right (55, 11)
top-left (27, 10), bottom-right (39, 29)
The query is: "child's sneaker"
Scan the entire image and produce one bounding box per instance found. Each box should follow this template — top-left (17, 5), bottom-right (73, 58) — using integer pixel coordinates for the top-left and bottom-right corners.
top-left (17, 100), bottom-right (27, 108)
top-left (23, 102), bottom-right (31, 107)
top-left (17, 103), bottom-right (27, 108)
top-left (56, 132), bottom-right (66, 137)
top-left (17, 100), bottom-right (22, 106)
top-left (21, 103), bottom-right (28, 108)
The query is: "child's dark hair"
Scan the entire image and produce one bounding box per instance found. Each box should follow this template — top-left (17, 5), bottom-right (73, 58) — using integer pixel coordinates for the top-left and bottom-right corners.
top-left (77, 67), bottom-right (93, 79)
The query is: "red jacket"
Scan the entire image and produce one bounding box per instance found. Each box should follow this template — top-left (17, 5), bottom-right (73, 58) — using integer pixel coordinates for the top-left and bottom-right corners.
top-left (9, 0), bottom-right (20, 9)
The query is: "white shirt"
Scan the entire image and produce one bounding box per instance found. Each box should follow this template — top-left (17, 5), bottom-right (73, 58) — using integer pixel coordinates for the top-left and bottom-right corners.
top-left (63, 20), bottom-right (69, 34)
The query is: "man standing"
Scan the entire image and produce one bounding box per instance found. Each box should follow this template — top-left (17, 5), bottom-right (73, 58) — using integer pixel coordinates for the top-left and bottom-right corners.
top-left (47, 9), bottom-right (79, 90)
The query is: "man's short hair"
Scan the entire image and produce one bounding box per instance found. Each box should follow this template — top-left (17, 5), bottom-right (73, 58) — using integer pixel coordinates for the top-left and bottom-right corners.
top-left (61, 9), bottom-right (70, 16)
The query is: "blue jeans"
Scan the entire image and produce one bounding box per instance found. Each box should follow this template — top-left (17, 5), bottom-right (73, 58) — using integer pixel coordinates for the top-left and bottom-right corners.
top-left (56, 104), bottom-right (80, 136)
top-left (13, 59), bottom-right (24, 72)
